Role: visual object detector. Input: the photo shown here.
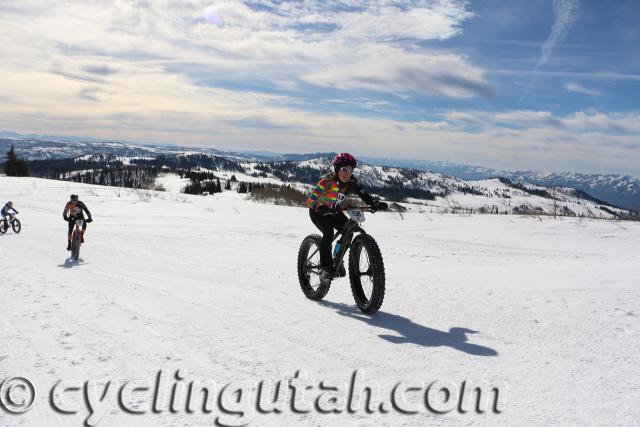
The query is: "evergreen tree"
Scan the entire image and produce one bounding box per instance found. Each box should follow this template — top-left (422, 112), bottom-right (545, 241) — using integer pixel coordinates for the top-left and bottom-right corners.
top-left (3, 145), bottom-right (30, 176)
top-left (4, 145), bottom-right (17, 175)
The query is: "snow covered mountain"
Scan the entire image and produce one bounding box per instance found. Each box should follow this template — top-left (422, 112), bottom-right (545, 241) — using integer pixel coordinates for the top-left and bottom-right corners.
top-left (2, 134), bottom-right (639, 211)
top-left (501, 170), bottom-right (640, 211)
top-left (22, 151), bottom-right (637, 220)
top-left (361, 157), bottom-right (640, 211)
top-left (247, 158), bottom-right (635, 219)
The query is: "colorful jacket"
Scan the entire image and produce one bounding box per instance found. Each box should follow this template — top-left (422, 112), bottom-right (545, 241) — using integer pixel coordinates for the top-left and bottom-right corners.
top-left (306, 173), bottom-right (375, 210)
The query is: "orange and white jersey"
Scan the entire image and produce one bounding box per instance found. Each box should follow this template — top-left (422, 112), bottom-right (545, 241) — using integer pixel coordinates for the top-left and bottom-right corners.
top-left (63, 201), bottom-right (91, 219)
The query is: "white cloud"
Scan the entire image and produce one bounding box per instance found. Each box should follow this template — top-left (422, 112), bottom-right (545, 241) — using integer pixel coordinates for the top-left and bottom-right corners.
top-left (0, 0), bottom-right (480, 97)
top-left (564, 82), bottom-right (600, 96)
top-left (335, 2), bottom-right (473, 41)
top-left (491, 110), bottom-right (563, 128)
top-left (0, 1), bottom-right (639, 175)
top-left (305, 46), bottom-right (492, 98)
top-left (442, 109), bottom-right (640, 135)
top-left (561, 111), bottom-right (640, 133)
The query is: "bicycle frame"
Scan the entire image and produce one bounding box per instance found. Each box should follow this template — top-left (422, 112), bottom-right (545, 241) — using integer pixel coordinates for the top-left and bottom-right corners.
top-left (72, 219), bottom-right (84, 238)
top-left (307, 207), bottom-right (372, 276)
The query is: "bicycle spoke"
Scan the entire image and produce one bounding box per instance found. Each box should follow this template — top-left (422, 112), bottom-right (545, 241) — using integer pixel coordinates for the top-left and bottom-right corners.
top-left (305, 243), bottom-right (322, 290)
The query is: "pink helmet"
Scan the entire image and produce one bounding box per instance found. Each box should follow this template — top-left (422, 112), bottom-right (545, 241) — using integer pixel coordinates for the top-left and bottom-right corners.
top-left (332, 152), bottom-right (357, 168)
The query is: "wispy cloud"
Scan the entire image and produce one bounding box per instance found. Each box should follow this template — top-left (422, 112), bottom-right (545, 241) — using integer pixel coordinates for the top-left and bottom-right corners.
top-left (82, 65), bottom-right (119, 76)
top-left (519, 0), bottom-right (580, 103)
top-left (442, 109), bottom-right (640, 134)
top-left (564, 82), bottom-right (600, 96)
top-left (538, 0), bottom-right (580, 69)
top-left (79, 87), bottom-right (111, 102)
top-left (490, 69), bottom-right (640, 81)
top-left (305, 47), bottom-right (493, 99)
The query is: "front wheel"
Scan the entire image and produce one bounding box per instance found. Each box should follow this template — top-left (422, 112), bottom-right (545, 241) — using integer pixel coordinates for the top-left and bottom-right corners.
top-left (297, 234), bottom-right (330, 300)
top-left (71, 231), bottom-right (81, 261)
top-left (348, 233), bottom-right (386, 314)
top-left (11, 218), bottom-right (21, 233)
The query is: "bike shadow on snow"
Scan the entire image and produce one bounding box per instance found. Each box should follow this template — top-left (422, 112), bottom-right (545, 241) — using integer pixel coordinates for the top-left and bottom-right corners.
top-left (318, 300), bottom-right (498, 356)
top-left (59, 258), bottom-right (87, 268)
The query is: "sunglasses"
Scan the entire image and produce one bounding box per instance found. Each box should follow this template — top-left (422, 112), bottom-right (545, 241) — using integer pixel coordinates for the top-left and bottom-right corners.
top-left (339, 166), bottom-right (354, 174)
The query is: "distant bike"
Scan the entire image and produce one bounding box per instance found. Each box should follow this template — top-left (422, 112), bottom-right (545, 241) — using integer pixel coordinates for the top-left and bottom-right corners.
top-left (69, 218), bottom-right (86, 261)
top-left (0, 213), bottom-right (21, 234)
top-left (297, 206), bottom-right (386, 314)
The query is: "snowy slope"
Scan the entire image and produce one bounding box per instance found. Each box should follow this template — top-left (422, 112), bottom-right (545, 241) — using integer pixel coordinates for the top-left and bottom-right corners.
top-left (1, 176), bottom-right (639, 426)
top-left (5, 134), bottom-right (639, 208)
top-left (422, 177), bottom-right (628, 218)
top-left (21, 148), bottom-right (638, 217)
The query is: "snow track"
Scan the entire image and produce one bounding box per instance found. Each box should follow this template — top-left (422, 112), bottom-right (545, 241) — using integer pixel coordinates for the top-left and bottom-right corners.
top-left (1, 177), bottom-right (639, 426)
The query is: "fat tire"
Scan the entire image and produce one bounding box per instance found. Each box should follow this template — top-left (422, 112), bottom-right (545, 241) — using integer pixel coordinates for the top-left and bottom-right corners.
top-left (0, 220), bottom-right (6, 234)
top-left (297, 234), bottom-right (330, 300)
top-left (71, 232), bottom-right (81, 261)
top-left (348, 233), bottom-right (386, 314)
top-left (11, 218), bottom-right (21, 233)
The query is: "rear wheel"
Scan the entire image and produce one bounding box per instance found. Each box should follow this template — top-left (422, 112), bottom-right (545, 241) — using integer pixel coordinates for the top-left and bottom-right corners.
top-left (348, 233), bottom-right (386, 314)
top-left (297, 234), bottom-right (330, 300)
top-left (11, 218), bottom-right (21, 233)
top-left (0, 220), bottom-right (6, 234)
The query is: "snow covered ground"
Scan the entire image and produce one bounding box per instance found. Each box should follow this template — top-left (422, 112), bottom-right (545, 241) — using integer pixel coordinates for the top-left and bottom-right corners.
top-left (1, 176), bottom-right (639, 426)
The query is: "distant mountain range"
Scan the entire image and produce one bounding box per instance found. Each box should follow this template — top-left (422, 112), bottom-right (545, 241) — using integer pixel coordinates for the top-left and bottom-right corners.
top-left (20, 150), bottom-right (635, 220)
top-left (1, 132), bottom-right (639, 211)
top-left (360, 157), bottom-right (640, 211)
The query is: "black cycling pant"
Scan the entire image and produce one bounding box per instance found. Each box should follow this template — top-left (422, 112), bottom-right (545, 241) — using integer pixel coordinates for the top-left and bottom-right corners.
top-left (309, 208), bottom-right (348, 269)
top-left (67, 217), bottom-right (88, 236)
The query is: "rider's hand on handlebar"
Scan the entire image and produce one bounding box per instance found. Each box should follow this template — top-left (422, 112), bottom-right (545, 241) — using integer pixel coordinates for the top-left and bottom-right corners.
top-left (86, 218), bottom-right (93, 223)
top-left (371, 201), bottom-right (388, 213)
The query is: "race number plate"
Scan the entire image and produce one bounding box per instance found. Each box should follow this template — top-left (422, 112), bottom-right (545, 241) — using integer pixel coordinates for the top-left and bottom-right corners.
top-left (76, 219), bottom-right (84, 226)
top-left (347, 209), bottom-right (365, 223)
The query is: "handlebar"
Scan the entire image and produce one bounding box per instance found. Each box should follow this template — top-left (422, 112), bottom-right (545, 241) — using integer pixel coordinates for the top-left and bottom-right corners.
top-left (337, 206), bottom-right (375, 212)
top-left (339, 205), bottom-right (393, 213)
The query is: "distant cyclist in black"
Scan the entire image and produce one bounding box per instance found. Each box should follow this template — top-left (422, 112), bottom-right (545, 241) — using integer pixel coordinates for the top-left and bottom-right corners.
top-left (1, 201), bottom-right (18, 221)
top-left (63, 194), bottom-right (92, 250)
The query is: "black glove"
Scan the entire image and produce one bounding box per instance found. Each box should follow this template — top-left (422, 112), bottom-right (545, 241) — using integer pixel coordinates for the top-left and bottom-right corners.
top-left (316, 205), bottom-right (334, 216)
top-left (63, 215), bottom-right (69, 222)
top-left (86, 218), bottom-right (93, 223)
top-left (371, 201), bottom-right (388, 212)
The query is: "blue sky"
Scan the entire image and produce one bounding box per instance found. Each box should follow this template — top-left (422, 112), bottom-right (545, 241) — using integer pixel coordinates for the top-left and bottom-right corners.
top-left (0, 0), bottom-right (638, 175)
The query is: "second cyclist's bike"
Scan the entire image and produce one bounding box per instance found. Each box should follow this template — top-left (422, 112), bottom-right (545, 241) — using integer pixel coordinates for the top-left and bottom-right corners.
top-left (0, 213), bottom-right (21, 234)
top-left (69, 218), bottom-right (86, 261)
